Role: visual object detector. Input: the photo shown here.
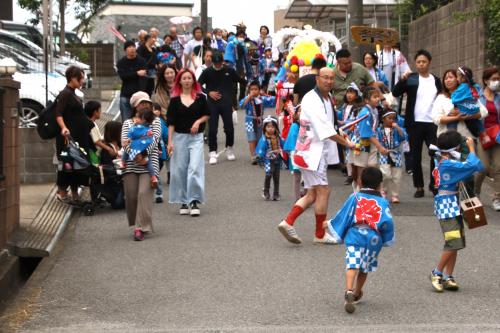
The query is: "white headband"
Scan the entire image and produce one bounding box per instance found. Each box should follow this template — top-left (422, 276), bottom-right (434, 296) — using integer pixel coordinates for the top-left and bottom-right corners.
top-left (382, 111), bottom-right (397, 118)
top-left (429, 144), bottom-right (459, 153)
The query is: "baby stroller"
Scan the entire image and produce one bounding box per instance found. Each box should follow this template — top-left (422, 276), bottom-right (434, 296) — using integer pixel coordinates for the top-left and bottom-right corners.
top-left (59, 137), bottom-right (123, 215)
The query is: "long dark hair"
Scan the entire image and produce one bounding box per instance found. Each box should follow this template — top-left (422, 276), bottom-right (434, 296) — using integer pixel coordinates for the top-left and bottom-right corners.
top-left (442, 69), bottom-right (458, 98)
top-left (104, 121), bottom-right (122, 147)
top-left (155, 63), bottom-right (177, 95)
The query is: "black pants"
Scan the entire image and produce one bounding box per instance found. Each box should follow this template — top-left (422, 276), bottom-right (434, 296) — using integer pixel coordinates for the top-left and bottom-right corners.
top-left (407, 122), bottom-right (437, 188)
top-left (264, 162), bottom-right (280, 195)
top-left (208, 105), bottom-right (234, 152)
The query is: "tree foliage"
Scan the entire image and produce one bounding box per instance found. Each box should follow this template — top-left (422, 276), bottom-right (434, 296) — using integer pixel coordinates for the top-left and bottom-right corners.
top-left (18, 0), bottom-right (108, 36)
top-left (479, 0), bottom-right (500, 65)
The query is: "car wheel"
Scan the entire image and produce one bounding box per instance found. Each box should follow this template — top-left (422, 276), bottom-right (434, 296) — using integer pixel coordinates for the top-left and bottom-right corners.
top-left (19, 100), bottom-right (43, 128)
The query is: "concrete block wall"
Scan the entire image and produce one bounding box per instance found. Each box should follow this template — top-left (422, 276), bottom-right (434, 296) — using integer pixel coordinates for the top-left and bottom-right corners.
top-left (19, 129), bottom-right (56, 184)
top-left (0, 78), bottom-right (20, 251)
top-left (408, 0), bottom-right (486, 79)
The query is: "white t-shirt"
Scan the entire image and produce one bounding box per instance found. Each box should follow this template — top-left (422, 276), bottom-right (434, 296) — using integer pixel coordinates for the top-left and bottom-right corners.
top-left (414, 75), bottom-right (438, 123)
top-left (90, 121), bottom-right (103, 154)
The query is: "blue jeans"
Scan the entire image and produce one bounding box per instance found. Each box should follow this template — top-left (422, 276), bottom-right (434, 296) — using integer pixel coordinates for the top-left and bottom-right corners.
top-left (169, 132), bottom-right (205, 204)
top-left (119, 96), bottom-right (133, 122)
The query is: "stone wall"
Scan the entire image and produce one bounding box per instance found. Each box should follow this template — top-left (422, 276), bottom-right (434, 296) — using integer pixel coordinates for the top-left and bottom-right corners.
top-left (19, 129), bottom-right (56, 184)
top-left (0, 77), bottom-right (20, 252)
top-left (408, 0), bottom-right (486, 79)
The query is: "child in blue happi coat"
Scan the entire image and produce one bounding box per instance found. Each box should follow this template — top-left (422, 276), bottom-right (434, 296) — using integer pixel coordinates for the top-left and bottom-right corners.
top-left (450, 66), bottom-right (483, 137)
top-left (283, 107), bottom-right (302, 200)
top-left (240, 81), bottom-right (276, 164)
top-left (256, 116), bottom-right (284, 201)
top-left (377, 109), bottom-right (408, 203)
top-left (258, 47), bottom-right (277, 92)
top-left (325, 167), bottom-right (395, 314)
top-left (429, 130), bottom-right (484, 292)
top-left (337, 83), bottom-right (364, 186)
top-left (122, 106), bottom-right (158, 188)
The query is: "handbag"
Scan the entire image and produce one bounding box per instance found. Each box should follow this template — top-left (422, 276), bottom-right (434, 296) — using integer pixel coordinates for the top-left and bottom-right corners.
top-left (479, 124), bottom-right (500, 150)
top-left (459, 183), bottom-right (487, 229)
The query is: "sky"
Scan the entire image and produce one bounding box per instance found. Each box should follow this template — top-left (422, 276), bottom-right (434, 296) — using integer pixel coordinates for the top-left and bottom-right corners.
top-left (13, 0), bottom-right (292, 39)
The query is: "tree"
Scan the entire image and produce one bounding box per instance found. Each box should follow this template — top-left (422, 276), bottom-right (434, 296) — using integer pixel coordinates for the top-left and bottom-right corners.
top-left (18, 0), bottom-right (109, 53)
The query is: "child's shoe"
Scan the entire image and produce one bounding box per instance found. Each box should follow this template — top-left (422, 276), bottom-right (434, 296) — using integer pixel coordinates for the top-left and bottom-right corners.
top-left (150, 175), bottom-right (158, 188)
top-left (133, 228), bottom-right (144, 241)
top-left (353, 290), bottom-right (363, 304)
top-left (343, 176), bottom-right (353, 185)
top-left (251, 155), bottom-right (259, 165)
top-left (313, 232), bottom-right (338, 245)
top-left (262, 189), bottom-right (271, 201)
top-left (277, 220), bottom-right (302, 244)
top-left (430, 270), bottom-right (444, 292)
top-left (272, 193), bottom-right (281, 201)
top-left (344, 290), bottom-right (356, 313)
top-left (443, 276), bottom-right (459, 291)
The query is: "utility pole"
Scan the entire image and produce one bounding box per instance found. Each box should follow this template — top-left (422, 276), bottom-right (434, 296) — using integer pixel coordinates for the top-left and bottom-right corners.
top-left (0, 0), bottom-right (13, 20)
top-left (347, 0), bottom-right (363, 62)
top-left (59, 0), bottom-right (66, 56)
top-left (200, 0), bottom-right (208, 34)
top-left (42, 0), bottom-right (53, 105)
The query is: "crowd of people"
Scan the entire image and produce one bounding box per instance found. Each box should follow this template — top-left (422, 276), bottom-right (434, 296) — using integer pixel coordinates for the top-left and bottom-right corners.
top-left (52, 22), bottom-right (500, 314)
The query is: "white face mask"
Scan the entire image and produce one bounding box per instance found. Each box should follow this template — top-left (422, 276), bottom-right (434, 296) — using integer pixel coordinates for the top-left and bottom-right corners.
top-left (488, 80), bottom-right (499, 91)
top-left (216, 35), bottom-right (222, 40)
top-left (237, 37), bottom-right (244, 43)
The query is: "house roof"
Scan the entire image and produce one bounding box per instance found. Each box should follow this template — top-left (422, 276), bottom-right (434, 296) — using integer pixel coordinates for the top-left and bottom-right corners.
top-left (285, 0), bottom-right (397, 20)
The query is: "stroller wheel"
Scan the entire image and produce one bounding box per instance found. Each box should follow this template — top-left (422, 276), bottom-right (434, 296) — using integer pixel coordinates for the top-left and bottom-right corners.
top-left (83, 204), bottom-right (95, 216)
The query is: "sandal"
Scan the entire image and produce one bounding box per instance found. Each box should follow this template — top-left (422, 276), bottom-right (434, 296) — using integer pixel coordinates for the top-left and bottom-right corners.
top-left (56, 193), bottom-right (72, 204)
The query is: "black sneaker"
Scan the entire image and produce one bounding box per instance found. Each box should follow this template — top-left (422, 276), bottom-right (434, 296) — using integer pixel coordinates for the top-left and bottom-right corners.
top-left (262, 190), bottom-right (271, 201)
top-left (179, 204), bottom-right (189, 215)
top-left (414, 188), bottom-right (425, 198)
top-left (190, 201), bottom-right (200, 216)
top-left (272, 193), bottom-right (281, 201)
top-left (155, 197), bottom-right (163, 204)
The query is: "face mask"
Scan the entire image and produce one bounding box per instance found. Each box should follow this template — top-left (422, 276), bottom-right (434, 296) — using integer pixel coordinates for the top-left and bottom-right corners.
top-left (488, 80), bottom-right (499, 91)
top-left (216, 36), bottom-right (222, 40)
top-left (450, 150), bottom-right (461, 160)
top-left (237, 37), bottom-right (244, 43)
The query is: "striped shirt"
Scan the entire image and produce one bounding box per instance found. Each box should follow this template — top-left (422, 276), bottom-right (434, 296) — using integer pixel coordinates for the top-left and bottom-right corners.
top-left (121, 118), bottom-right (161, 176)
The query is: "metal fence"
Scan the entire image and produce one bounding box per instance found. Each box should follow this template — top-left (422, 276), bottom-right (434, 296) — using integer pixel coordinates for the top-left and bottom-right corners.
top-left (66, 44), bottom-right (116, 77)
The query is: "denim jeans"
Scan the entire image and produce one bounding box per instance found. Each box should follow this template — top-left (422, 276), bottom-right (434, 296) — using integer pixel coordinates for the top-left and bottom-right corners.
top-left (119, 96), bottom-right (133, 122)
top-left (169, 132), bottom-right (205, 204)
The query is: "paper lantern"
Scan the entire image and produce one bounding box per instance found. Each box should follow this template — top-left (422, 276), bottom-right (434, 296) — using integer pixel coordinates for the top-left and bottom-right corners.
top-left (290, 64), bottom-right (299, 73)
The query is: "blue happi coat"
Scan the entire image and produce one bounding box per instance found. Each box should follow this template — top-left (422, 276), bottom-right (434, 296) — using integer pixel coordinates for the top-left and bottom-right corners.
top-left (327, 191), bottom-right (395, 253)
top-left (352, 106), bottom-right (376, 152)
top-left (283, 122), bottom-right (300, 172)
top-left (377, 126), bottom-right (408, 167)
top-left (451, 83), bottom-right (482, 115)
top-left (256, 134), bottom-right (285, 174)
top-left (432, 153), bottom-right (484, 220)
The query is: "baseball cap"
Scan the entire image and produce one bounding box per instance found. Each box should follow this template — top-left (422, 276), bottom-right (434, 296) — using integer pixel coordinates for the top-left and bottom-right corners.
top-left (130, 91), bottom-right (152, 108)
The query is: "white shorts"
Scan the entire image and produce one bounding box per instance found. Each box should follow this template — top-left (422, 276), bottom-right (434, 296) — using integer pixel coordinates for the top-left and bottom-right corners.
top-left (353, 144), bottom-right (378, 167)
top-left (302, 151), bottom-right (329, 189)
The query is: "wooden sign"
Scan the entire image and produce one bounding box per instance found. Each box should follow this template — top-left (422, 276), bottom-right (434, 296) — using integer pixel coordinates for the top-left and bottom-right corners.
top-left (350, 26), bottom-right (399, 45)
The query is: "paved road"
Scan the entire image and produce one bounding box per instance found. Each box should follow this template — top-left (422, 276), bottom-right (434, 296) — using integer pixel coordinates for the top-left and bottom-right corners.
top-left (5, 107), bottom-right (500, 332)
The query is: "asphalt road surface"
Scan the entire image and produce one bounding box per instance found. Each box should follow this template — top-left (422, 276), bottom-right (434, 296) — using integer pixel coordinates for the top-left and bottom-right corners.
top-left (5, 109), bottom-right (500, 333)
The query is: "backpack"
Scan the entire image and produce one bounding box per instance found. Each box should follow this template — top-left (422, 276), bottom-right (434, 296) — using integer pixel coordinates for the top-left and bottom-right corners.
top-left (36, 97), bottom-right (59, 140)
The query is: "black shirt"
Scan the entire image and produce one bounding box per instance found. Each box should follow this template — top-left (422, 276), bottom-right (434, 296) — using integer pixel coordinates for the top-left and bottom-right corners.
top-left (116, 56), bottom-right (147, 98)
top-left (167, 94), bottom-right (210, 134)
top-left (136, 45), bottom-right (158, 70)
top-left (293, 74), bottom-right (317, 102)
top-left (198, 65), bottom-right (246, 108)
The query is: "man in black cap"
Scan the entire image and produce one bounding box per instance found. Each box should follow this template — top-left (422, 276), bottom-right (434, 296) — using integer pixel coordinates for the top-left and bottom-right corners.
top-left (116, 40), bottom-right (147, 121)
top-left (198, 51), bottom-right (247, 165)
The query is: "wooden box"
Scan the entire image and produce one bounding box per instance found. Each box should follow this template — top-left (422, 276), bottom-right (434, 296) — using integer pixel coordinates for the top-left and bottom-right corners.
top-left (461, 197), bottom-right (487, 229)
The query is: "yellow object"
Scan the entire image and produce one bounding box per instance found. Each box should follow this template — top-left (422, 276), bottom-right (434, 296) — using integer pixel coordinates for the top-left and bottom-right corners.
top-left (285, 63), bottom-right (289, 70)
top-left (444, 230), bottom-right (461, 241)
top-left (290, 64), bottom-right (299, 73)
top-left (286, 40), bottom-right (321, 67)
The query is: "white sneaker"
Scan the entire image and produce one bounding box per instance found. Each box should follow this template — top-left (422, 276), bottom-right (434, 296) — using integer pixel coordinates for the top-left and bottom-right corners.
top-left (209, 151), bottom-right (217, 165)
top-left (493, 198), bottom-right (500, 211)
top-left (179, 204), bottom-right (190, 215)
top-left (226, 147), bottom-right (236, 161)
top-left (313, 232), bottom-right (338, 245)
top-left (277, 220), bottom-right (302, 244)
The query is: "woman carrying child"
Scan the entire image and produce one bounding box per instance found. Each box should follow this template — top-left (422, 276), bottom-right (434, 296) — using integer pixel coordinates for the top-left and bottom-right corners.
top-left (121, 91), bottom-right (161, 241)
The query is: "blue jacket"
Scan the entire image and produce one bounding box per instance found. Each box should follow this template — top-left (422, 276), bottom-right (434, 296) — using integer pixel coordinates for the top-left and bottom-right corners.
top-left (374, 68), bottom-right (389, 87)
top-left (224, 36), bottom-right (253, 79)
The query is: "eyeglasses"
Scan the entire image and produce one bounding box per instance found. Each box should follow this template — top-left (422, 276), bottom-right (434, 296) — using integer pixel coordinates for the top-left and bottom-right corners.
top-left (318, 75), bottom-right (335, 81)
